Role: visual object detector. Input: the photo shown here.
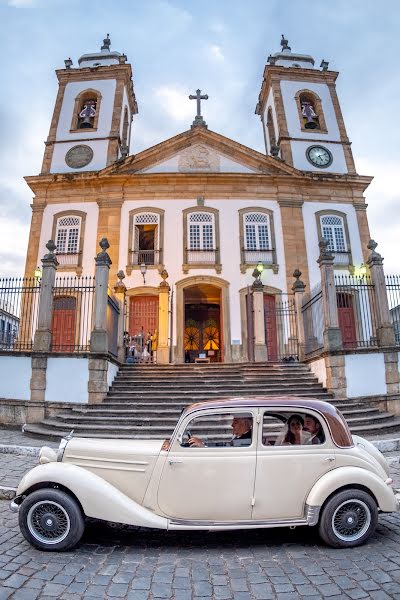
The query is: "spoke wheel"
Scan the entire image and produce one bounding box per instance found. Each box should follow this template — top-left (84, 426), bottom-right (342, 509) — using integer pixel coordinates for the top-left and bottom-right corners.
top-left (331, 499), bottom-right (371, 542)
top-left (27, 500), bottom-right (71, 545)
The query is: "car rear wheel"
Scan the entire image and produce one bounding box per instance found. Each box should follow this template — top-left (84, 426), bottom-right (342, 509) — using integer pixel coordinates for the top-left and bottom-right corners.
top-left (19, 488), bottom-right (85, 551)
top-left (318, 489), bottom-right (378, 548)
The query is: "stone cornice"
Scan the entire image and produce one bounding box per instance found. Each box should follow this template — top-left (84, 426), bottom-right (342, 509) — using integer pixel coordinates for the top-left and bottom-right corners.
top-left (256, 66), bottom-right (339, 115)
top-left (278, 199), bottom-right (304, 208)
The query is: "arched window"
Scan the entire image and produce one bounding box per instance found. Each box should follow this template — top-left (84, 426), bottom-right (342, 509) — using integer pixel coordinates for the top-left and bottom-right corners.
top-left (127, 208), bottom-right (165, 274)
top-left (70, 89), bottom-right (102, 132)
top-left (183, 208), bottom-right (221, 273)
top-left (295, 90), bottom-right (327, 133)
top-left (239, 209), bottom-right (278, 273)
top-left (51, 210), bottom-right (86, 273)
top-left (316, 211), bottom-right (352, 268)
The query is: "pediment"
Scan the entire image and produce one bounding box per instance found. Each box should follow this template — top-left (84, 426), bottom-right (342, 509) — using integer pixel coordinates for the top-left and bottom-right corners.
top-left (103, 127), bottom-right (299, 177)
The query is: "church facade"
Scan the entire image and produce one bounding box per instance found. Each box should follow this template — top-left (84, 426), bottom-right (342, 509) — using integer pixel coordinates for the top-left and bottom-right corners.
top-left (23, 35), bottom-right (373, 366)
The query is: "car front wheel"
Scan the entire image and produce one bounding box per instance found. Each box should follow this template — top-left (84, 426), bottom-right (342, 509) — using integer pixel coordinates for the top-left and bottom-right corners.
top-left (19, 488), bottom-right (85, 551)
top-left (318, 489), bottom-right (378, 548)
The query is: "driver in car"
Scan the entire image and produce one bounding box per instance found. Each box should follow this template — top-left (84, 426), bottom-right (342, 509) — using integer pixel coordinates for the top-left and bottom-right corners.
top-left (188, 415), bottom-right (252, 447)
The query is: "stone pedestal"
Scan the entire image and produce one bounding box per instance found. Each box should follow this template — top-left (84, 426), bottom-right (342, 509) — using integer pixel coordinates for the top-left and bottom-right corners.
top-left (33, 240), bottom-right (59, 352)
top-left (30, 356), bottom-right (47, 403)
top-left (318, 239), bottom-right (343, 352)
top-left (88, 357), bottom-right (109, 404)
top-left (157, 281), bottom-right (170, 365)
top-left (114, 271), bottom-right (127, 364)
top-left (252, 287), bottom-right (267, 362)
top-left (292, 270), bottom-right (306, 361)
top-left (90, 239), bottom-right (111, 354)
top-left (325, 354), bottom-right (347, 399)
top-left (367, 240), bottom-right (396, 347)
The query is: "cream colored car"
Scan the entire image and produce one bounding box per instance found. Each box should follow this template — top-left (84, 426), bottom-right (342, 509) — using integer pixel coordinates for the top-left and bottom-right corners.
top-left (10, 397), bottom-right (399, 551)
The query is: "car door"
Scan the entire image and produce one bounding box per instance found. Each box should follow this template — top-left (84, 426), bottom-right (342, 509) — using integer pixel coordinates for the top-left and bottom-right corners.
top-left (157, 409), bottom-right (257, 521)
top-left (252, 410), bottom-right (336, 521)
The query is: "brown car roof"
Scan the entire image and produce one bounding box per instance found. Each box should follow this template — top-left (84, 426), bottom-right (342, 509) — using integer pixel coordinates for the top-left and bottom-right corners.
top-left (184, 396), bottom-right (353, 448)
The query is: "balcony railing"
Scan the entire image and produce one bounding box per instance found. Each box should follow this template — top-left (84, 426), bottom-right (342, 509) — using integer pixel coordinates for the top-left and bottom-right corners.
top-left (55, 251), bottom-right (81, 267)
top-left (130, 250), bottom-right (161, 266)
top-left (186, 249), bottom-right (218, 264)
top-left (243, 249), bottom-right (274, 265)
top-left (333, 251), bottom-right (351, 266)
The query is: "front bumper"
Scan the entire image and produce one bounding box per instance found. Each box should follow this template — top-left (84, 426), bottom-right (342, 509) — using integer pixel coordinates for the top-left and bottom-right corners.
top-left (9, 495), bottom-right (23, 513)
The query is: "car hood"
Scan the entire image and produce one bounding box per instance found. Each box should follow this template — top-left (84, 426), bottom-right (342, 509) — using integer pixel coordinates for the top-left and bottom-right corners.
top-left (63, 437), bottom-right (165, 463)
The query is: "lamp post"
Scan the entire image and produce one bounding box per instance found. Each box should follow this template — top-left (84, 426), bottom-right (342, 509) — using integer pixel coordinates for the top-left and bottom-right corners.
top-left (140, 263), bottom-right (147, 285)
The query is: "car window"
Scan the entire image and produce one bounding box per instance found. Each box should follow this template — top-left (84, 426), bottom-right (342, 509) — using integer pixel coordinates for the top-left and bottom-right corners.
top-left (262, 412), bottom-right (325, 447)
top-left (180, 412), bottom-right (253, 448)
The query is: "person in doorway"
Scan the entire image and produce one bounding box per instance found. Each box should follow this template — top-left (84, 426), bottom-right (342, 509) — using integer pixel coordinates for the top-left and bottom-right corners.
top-left (303, 414), bottom-right (324, 444)
top-left (188, 415), bottom-right (252, 448)
top-left (146, 331), bottom-right (153, 355)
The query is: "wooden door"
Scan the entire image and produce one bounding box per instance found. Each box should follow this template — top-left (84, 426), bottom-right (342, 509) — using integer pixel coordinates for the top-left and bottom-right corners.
top-left (264, 294), bottom-right (278, 361)
top-left (337, 293), bottom-right (357, 348)
top-left (52, 297), bottom-right (76, 351)
top-left (129, 296), bottom-right (159, 338)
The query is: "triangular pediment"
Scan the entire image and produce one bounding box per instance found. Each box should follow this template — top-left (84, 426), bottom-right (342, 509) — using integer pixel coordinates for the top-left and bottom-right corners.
top-left (102, 127), bottom-right (300, 177)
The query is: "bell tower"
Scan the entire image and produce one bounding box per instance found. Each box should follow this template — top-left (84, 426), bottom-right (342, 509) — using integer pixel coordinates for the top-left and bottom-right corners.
top-left (255, 36), bottom-right (355, 174)
top-left (41, 35), bottom-right (138, 174)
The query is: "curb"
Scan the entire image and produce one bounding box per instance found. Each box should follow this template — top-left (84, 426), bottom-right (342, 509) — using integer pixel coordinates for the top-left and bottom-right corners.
top-left (372, 438), bottom-right (400, 453)
top-left (0, 444), bottom-right (40, 457)
top-left (0, 486), bottom-right (16, 500)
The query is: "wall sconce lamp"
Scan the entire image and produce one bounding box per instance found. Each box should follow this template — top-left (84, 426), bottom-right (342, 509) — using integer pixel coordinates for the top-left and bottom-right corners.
top-left (140, 263), bottom-right (147, 284)
top-left (252, 262), bottom-right (264, 288)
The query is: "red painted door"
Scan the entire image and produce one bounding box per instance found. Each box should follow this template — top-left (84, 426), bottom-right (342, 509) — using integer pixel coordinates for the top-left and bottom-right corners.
top-left (52, 297), bottom-right (76, 351)
top-left (129, 296), bottom-right (159, 338)
top-left (337, 293), bottom-right (357, 348)
top-left (264, 294), bottom-right (278, 361)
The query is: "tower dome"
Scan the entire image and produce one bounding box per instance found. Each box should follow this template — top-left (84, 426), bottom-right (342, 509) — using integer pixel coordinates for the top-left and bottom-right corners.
top-left (78, 34), bottom-right (125, 68)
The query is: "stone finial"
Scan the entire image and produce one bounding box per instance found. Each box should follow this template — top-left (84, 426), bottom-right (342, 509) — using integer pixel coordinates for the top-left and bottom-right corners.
top-left (64, 57), bottom-right (73, 69)
top-left (270, 143), bottom-right (280, 157)
top-left (267, 55), bottom-right (277, 65)
top-left (367, 239), bottom-right (383, 266)
top-left (160, 269), bottom-right (169, 288)
top-left (280, 34), bottom-right (291, 51)
top-left (320, 59), bottom-right (329, 71)
top-left (46, 240), bottom-right (57, 254)
top-left (317, 238), bottom-right (334, 264)
top-left (292, 269), bottom-right (306, 292)
top-left (41, 239), bottom-right (59, 267)
top-left (101, 34), bottom-right (111, 51)
top-left (118, 54), bottom-right (127, 64)
top-left (114, 270), bottom-right (126, 294)
top-left (95, 238), bottom-right (112, 266)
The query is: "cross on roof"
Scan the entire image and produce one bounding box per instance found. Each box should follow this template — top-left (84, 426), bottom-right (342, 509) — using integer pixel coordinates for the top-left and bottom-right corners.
top-left (189, 88), bottom-right (209, 129)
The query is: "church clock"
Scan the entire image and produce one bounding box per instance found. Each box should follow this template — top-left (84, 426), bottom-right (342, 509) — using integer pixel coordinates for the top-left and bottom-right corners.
top-left (306, 145), bottom-right (333, 168)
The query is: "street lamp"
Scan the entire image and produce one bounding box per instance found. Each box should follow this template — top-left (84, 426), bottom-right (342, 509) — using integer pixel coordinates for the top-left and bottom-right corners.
top-left (140, 263), bottom-right (147, 284)
top-left (34, 266), bottom-right (42, 281)
top-left (252, 262), bottom-right (264, 289)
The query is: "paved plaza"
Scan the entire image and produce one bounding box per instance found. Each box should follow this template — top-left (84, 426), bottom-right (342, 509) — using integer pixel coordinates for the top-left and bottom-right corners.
top-left (0, 439), bottom-right (399, 600)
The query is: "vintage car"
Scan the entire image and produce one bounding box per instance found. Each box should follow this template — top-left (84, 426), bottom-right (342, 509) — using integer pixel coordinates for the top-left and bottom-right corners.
top-left (10, 397), bottom-right (400, 551)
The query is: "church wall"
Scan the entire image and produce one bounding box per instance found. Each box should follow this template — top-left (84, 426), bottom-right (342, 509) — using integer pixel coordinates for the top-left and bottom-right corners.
top-left (345, 353), bottom-right (386, 398)
top-left (302, 202), bottom-right (364, 289)
top-left (291, 141), bottom-right (347, 173)
top-left (280, 80), bottom-right (340, 141)
top-left (39, 202), bottom-right (99, 273)
top-left (50, 139), bottom-right (110, 173)
top-left (46, 357), bottom-right (89, 403)
top-left (262, 88), bottom-right (279, 154)
top-left (56, 79), bottom-right (116, 140)
top-left (0, 356), bottom-right (31, 401)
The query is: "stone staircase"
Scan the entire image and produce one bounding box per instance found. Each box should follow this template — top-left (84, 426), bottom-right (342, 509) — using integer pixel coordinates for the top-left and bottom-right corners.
top-left (23, 362), bottom-right (400, 440)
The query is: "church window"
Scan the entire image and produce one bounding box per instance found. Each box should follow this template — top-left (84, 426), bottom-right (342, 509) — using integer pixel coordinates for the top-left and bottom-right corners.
top-left (295, 90), bottom-right (327, 133)
top-left (132, 213), bottom-right (160, 266)
top-left (51, 211), bottom-right (86, 274)
top-left (316, 211), bottom-right (352, 268)
top-left (183, 208), bottom-right (221, 273)
top-left (55, 216), bottom-right (81, 254)
top-left (239, 209), bottom-right (278, 274)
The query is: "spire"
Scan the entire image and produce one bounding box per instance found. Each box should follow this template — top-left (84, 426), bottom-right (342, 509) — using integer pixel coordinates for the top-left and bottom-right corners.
top-left (280, 34), bottom-right (291, 52)
top-left (101, 34), bottom-right (111, 52)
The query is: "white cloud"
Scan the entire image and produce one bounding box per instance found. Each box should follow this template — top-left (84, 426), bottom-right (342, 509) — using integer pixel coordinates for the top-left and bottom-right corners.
top-left (154, 85), bottom-right (194, 122)
top-left (208, 44), bottom-right (224, 61)
top-left (7, 0), bottom-right (36, 6)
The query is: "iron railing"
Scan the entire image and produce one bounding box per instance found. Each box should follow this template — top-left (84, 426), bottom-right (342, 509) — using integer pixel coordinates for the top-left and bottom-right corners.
top-left (51, 276), bottom-right (95, 352)
top-left (55, 251), bottom-right (82, 267)
top-left (332, 251), bottom-right (351, 266)
top-left (302, 284), bottom-right (324, 356)
top-left (107, 293), bottom-right (120, 358)
top-left (0, 277), bottom-right (40, 351)
top-left (335, 274), bottom-right (378, 348)
top-left (185, 248), bottom-right (219, 264)
top-left (265, 295), bottom-right (299, 361)
top-left (386, 275), bottom-right (400, 345)
top-left (130, 250), bottom-right (161, 266)
top-left (242, 249), bottom-right (274, 265)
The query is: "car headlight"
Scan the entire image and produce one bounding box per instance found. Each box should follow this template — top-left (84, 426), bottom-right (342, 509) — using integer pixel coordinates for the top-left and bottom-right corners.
top-left (39, 446), bottom-right (57, 464)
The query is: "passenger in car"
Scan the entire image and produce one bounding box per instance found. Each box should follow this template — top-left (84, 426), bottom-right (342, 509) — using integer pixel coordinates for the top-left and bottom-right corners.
top-left (275, 414), bottom-right (311, 445)
top-left (188, 416), bottom-right (252, 447)
top-left (304, 414), bottom-right (324, 444)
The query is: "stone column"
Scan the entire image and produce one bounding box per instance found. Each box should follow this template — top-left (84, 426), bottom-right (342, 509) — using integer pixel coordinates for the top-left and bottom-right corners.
top-left (292, 269), bottom-right (306, 362)
top-left (33, 240), bottom-right (59, 352)
top-left (90, 238), bottom-right (112, 353)
top-left (366, 240), bottom-right (396, 346)
top-left (157, 270), bottom-right (170, 365)
top-left (318, 239), bottom-right (342, 352)
top-left (114, 270), bottom-right (127, 364)
top-left (252, 278), bottom-right (267, 362)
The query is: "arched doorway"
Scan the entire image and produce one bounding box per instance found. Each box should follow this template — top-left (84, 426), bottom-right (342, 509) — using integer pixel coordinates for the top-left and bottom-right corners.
top-left (184, 283), bottom-right (222, 363)
top-left (175, 277), bottom-right (231, 364)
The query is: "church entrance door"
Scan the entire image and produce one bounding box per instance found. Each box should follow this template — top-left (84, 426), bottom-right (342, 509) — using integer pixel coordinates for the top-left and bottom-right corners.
top-left (51, 296), bottom-right (76, 351)
top-left (183, 284), bottom-right (222, 363)
top-left (337, 292), bottom-right (357, 348)
top-left (129, 295), bottom-right (159, 343)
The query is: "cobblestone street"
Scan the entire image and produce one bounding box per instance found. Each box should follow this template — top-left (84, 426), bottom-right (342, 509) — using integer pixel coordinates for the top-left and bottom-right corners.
top-left (0, 451), bottom-right (399, 599)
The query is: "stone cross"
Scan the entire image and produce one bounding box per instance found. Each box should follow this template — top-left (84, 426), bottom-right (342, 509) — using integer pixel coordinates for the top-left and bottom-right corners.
top-left (189, 89), bottom-right (209, 128)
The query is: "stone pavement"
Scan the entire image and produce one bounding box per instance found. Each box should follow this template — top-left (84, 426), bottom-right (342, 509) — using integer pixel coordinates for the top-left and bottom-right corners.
top-left (0, 445), bottom-right (399, 599)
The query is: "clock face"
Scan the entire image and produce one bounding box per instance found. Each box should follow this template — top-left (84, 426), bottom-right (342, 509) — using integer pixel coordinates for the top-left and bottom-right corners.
top-left (306, 145), bottom-right (333, 168)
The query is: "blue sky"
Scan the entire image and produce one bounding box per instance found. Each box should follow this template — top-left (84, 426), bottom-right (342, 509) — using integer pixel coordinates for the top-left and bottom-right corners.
top-left (1, 0), bottom-right (399, 275)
